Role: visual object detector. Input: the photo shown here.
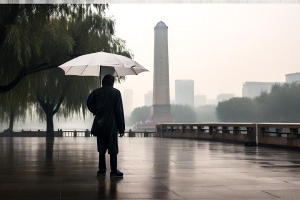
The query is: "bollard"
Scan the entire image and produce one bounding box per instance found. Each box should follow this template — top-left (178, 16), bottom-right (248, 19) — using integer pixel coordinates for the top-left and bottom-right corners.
top-left (144, 130), bottom-right (148, 137)
top-left (245, 127), bottom-right (257, 146)
top-left (85, 129), bottom-right (90, 137)
top-left (129, 129), bottom-right (134, 137)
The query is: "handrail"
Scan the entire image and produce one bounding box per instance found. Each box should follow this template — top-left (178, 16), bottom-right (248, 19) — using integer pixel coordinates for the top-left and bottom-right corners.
top-left (156, 123), bottom-right (300, 149)
top-left (0, 129), bottom-right (156, 138)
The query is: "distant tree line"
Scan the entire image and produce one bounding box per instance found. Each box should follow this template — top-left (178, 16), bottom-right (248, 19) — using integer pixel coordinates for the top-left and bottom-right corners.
top-left (128, 83), bottom-right (300, 125)
top-left (216, 83), bottom-right (300, 122)
top-left (127, 104), bottom-right (218, 126)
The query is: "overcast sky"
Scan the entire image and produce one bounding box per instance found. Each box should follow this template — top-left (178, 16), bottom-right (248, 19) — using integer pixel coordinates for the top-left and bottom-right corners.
top-left (105, 4), bottom-right (300, 108)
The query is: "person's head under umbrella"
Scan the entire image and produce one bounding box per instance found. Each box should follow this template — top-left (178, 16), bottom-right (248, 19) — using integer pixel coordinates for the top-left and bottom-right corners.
top-left (102, 74), bottom-right (115, 87)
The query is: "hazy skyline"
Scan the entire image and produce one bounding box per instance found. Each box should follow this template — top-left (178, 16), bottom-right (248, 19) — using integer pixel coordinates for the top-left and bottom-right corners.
top-left (107, 4), bottom-right (300, 108)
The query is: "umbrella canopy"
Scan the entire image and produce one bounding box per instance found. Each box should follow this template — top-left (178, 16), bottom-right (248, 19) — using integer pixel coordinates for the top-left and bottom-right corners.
top-left (58, 52), bottom-right (148, 77)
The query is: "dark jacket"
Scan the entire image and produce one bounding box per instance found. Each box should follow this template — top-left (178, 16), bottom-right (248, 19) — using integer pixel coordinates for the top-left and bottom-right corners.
top-left (87, 76), bottom-right (125, 154)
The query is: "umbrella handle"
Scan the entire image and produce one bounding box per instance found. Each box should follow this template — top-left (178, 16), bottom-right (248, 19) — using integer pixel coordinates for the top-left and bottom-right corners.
top-left (99, 66), bottom-right (102, 87)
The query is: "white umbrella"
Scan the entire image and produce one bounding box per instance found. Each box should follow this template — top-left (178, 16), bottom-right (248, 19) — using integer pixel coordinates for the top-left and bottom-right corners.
top-left (58, 52), bottom-right (148, 80)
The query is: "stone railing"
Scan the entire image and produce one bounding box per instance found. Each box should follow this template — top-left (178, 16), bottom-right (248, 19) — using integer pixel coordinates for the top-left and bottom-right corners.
top-left (257, 123), bottom-right (300, 149)
top-left (0, 129), bottom-right (155, 138)
top-left (156, 123), bottom-right (256, 146)
top-left (156, 123), bottom-right (300, 148)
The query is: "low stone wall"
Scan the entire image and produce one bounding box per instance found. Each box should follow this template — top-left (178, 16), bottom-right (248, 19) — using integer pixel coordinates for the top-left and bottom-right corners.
top-left (257, 123), bottom-right (300, 149)
top-left (156, 123), bottom-right (300, 148)
top-left (156, 123), bottom-right (256, 146)
top-left (0, 129), bottom-right (156, 138)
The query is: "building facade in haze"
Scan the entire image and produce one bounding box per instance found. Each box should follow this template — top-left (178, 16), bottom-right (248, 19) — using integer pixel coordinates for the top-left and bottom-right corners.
top-left (242, 82), bottom-right (275, 98)
top-left (206, 99), bottom-right (218, 105)
top-left (217, 94), bottom-right (234, 102)
top-left (144, 91), bottom-right (153, 106)
top-left (123, 89), bottom-right (133, 117)
top-left (194, 94), bottom-right (206, 107)
top-left (175, 80), bottom-right (194, 107)
top-left (286, 72), bottom-right (300, 84)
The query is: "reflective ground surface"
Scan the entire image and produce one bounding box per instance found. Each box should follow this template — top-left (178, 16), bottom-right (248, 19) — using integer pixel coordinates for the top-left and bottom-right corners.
top-left (1, 137), bottom-right (300, 199)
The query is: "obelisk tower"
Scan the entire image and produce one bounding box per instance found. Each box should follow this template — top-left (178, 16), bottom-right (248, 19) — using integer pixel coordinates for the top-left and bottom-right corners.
top-left (151, 21), bottom-right (173, 123)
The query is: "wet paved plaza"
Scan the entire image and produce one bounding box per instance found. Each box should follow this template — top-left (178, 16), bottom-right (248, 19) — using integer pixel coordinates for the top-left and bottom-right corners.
top-left (1, 137), bottom-right (300, 199)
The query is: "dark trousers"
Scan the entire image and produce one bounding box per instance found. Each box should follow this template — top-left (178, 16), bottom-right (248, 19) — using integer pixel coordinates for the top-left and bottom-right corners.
top-left (98, 147), bottom-right (117, 171)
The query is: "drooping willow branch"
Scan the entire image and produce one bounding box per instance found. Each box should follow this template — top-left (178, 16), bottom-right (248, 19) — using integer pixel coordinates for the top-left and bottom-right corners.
top-left (0, 63), bottom-right (59, 94)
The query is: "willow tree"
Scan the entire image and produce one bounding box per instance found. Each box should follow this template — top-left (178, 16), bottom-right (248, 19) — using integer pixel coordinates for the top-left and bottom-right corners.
top-left (0, 81), bottom-right (31, 133)
top-left (0, 4), bottom-right (132, 137)
top-left (0, 4), bottom-right (111, 93)
top-left (30, 69), bottom-right (98, 137)
top-left (25, 5), bottom-right (131, 138)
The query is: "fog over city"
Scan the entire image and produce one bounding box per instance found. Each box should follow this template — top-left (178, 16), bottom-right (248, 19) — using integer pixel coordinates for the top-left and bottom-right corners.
top-left (107, 4), bottom-right (300, 107)
top-left (2, 4), bottom-right (300, 131)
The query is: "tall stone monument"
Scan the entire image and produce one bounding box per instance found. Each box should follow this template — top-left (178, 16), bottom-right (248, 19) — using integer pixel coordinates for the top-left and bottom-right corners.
top-left (151, 21), bottom-right (173, 123)
top-left (132, 21), bottom-right (173, 131)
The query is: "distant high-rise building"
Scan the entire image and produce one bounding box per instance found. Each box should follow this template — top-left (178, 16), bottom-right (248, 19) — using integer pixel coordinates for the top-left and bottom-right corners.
top-left (242, 82), bottom-right (275, 98)
top-left (175, 80), bottom-right (194, 107)
top-left (286, 72), bottom-right (300, 84)
top-left (217, 94), bottom-right (234, 102)
top-left (194, 94), bottom-right (206, 107)
top-left (123, 89), bottom-right (133, 117)
top-left (144, 91), bottom-right (153, 106)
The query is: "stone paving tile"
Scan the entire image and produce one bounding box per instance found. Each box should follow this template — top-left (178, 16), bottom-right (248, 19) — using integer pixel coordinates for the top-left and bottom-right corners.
top-left (1, 137), bottom-right (300, 199)
top-left (264, 189), bottom-right (300, 199)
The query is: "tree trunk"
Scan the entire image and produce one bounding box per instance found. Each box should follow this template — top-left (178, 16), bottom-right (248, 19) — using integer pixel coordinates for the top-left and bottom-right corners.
top-left (46, 113), bottom-right (54, 138)
top-left (9, 111), bottom-right (14, 136)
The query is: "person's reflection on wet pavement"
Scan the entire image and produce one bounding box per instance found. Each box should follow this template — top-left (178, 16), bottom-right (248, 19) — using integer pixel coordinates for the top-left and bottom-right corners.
top-left (97, 176), bottom-right (124, 199)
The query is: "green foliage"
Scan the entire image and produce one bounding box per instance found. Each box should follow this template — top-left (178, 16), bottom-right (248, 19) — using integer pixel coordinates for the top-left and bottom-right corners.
top-left (171, 104), bottom-right (197, 123)
top-left (0, 4), bottom-right (132, 135)
top-left (195, 105), bottom-right (218, 122)
top-left (216, 97), bottom-right (255, 122)
top-left (216, 83), bottom-right (300, 122)
top-left (129, 106), bottom-right (151, 125)
top-left (128, 104), bottom-right (198, 125)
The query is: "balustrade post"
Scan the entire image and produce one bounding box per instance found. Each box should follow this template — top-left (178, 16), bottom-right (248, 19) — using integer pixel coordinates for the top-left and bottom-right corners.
top-left (222, 126), bottom-right (227, 134)
top-left (211, 126), bottom-right (217, 140)
top-left (261, 127), bottom-right (267, 137)
top-left (289, 128), bottom-right (298, 139)
top-left (245, 127), bottom-right (256, 146)
top-left (74, 130), bottom-right (77, 137)
top-left (144, 130), bottom-right (148, 137)
top-left (276, 128), bottom-right (282, 137)
top-left (233, 127), bottom-right (239, 134)
top-left (209, 126), bottom-right (213, 134)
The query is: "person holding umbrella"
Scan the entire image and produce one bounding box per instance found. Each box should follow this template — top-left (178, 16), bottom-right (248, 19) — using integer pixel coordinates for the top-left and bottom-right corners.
top-left (59, 51), bottom-right (148, 176)
top-left (87, 74), bottom-right (125, 177)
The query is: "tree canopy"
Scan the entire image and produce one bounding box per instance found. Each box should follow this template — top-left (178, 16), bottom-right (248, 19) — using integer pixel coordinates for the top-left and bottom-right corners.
top-left (216, 83), bottom-right (300, 122)
top-left (0, 4), bottom-right (132, 137)
top-left (171, 104), bottom-right (197, 123)
top-left (0, 4), bottom-right (131, 93)
top-left (128, 104), bottom-right (198, 125)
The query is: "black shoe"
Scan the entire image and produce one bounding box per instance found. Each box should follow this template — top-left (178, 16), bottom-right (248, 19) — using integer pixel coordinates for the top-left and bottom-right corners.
top-left (97, 169), bottom-right (106, 177)
top-left (110, 170), bottom-right (123, 177)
